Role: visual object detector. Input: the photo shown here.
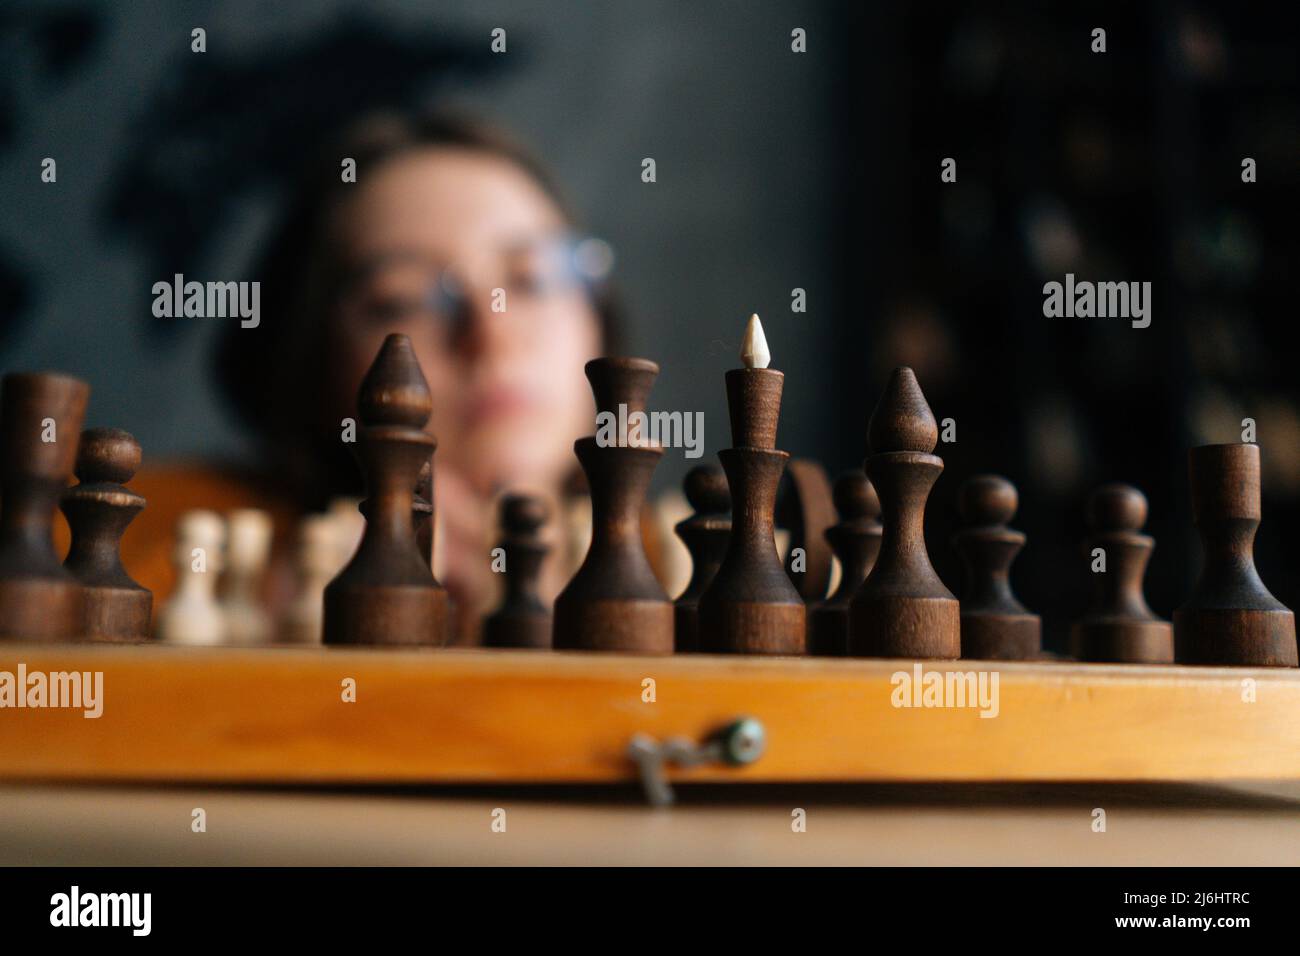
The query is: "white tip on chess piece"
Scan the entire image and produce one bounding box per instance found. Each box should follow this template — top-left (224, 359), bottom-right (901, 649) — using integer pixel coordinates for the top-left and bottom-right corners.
top-left (741, 313), bottom-right (771, 370)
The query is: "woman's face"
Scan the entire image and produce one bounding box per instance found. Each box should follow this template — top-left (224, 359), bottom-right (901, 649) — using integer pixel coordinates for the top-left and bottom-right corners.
top-left (326, 146), bottom-right (602, 496)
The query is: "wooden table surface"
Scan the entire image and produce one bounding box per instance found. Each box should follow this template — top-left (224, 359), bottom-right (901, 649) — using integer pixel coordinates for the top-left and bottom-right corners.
top-left (3, 780), bottom-right (1298, 865)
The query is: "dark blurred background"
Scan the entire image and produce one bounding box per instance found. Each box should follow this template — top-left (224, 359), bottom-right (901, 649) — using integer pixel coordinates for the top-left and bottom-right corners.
top-left (2, 0), bottom-right (1297, 651)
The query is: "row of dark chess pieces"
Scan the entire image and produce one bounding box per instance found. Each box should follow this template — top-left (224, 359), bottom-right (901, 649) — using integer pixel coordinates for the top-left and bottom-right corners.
top-left (0, 340), bottom-right (422, 646)
top-left (485, 370), bottom-right (1295, 668)
top-left (496, 319), bottom-right (1294, 668)
top-left (0, 327), bottom-right (1294, 667)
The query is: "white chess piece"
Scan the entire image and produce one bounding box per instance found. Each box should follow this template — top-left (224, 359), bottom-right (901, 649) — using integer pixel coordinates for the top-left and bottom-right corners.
top-left (220, 509), bottom-right (273, 646)
top-left (327, 497), bottom-right (365, 572)
top-left (282, 514), bottom-right (337, 645)
top-left (157, 510), bottom-right (226, 645)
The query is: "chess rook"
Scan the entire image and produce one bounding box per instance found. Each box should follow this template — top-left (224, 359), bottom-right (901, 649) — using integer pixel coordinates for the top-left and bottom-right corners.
top-left (60, 428), bottom-right (152, 642)
top-left (699, 316), bottom-right (805, 655)
top-left (1069, 483), bottom-right (1173, 663)
top-left (0, 372), bottom-right (89, 642)
top-left (848, 367), bottom-right (959, 659)
top-left (673, 464), bottom-right (731, 653)
top-left (952, 475), bottom-right (1040, 660)
top-left (1174, 443), bottom-right (1297, 666)
top-left (553, 357), bottom-right (673, 653)
top-left (483, 494), bottom-right (553, 649)
top-left (323, 333), bottom-right (448, 646)
top-left (808, 472), bottom-right (881, 656)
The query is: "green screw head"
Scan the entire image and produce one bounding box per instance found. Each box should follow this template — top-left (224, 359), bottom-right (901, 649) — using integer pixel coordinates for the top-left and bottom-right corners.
top-left (718, 717), bottom-right (766, 766)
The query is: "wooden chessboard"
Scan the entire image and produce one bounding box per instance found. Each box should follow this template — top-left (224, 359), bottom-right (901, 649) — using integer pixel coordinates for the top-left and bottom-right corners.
top-left (2, 641), bottom-right (1297, 785)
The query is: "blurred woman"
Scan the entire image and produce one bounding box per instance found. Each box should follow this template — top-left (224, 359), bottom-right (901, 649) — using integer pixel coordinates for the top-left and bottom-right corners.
top-left (161, 111), bottom-right (623, 639)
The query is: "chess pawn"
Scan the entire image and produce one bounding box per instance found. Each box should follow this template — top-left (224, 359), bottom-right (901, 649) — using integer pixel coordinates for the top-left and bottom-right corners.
top-left (808, 472), bottom-right (881, 657)
top-left (483, 495), bottom-right (552, 649)
top-left (220, 509), bottom-right (273, 645)
top-left (0, 372), bottom-right (89, 642)
top-left (60, 428), bottom-right (152, 642)
top-left (281, 514), bottom-right (337, 645)
top-left (952, 475), bottom-right (1041, 660)
top-left (673, 464), bottom-right (731, 653)
top-left (699, 315), bottom-right (806, 654)
top-left (157, 510), bottom-right (226, 645)
top-left (324, 333), bottom-right (449, 645)
top-left (848, 367), bottom-right (959, 658)
top-left (553, 357), bottom-right (673, 653)
top-left (1175, 443), bottom-right (1297, 666)
top-left (1069, 484), bottom-right (1173, 663)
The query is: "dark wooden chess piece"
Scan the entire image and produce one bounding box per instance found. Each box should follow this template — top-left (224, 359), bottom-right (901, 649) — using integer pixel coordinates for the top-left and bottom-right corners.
top-left (673, 464), bottom-right (731, 653)
top-left (1070, 483), bottom-right (1173, 663)
top-left (808, 472), bottom-right (881, 656)
top-left (777, 459), bottom-right (836, 602)
top-left (1174, 443), bottom-right (1297, 666)
top-left (413, 458), bottom-right (434, 568)
top-left (60, 428), bottom-right (152, 642)
top-left (553, 357), bottom-right (673, 653)
top-left (848, 366), bottom-right (959, 658)
top-left (0, 372), bottom-right (89, 642)
top-left (952, 475), bottom-right (1040, 660)
top-left (483, 494), bottom-right (552, 649)
top-left (364, 459), bottom-right (433, 565)
top-left (699, 315), bottom-right (805, 654)
top-left (323, 334), bottom-right (448, 646)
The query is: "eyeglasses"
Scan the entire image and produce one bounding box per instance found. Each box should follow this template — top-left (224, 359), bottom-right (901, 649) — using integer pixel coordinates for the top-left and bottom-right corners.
top-left (334, 233), bottom-right (614, 336)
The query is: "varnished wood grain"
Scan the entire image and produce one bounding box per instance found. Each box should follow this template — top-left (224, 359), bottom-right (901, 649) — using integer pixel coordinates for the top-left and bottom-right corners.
top-left (0, 645), bottom-right (1296, 784)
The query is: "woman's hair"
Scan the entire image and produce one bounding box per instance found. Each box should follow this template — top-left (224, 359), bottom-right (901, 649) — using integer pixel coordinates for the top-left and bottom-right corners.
top-left (214, 110), bottom-right (618, 499)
